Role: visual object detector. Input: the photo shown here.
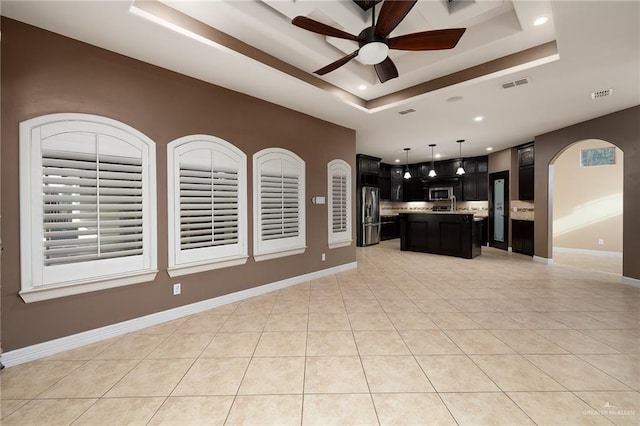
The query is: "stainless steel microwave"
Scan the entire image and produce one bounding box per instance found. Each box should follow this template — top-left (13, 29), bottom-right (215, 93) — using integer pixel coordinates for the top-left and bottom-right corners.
top-left (429, 187), bottom-right (454, 201)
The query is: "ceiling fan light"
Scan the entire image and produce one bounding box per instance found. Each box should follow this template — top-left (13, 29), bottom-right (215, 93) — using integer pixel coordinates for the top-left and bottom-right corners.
top-left (456, 166), bottom-right (466, 175)
top-left (428, 169), bottom-right (437, 178)
top-left (359, 42), bottom-right (389, 65)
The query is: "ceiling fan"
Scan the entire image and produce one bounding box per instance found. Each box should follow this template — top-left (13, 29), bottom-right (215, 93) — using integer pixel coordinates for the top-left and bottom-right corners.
top-left (292, 0), bottom-right (466, 83)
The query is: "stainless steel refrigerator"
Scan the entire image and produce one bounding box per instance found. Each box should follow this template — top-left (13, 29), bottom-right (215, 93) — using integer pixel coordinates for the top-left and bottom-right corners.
top-left (360, 186), bottom-right (380, 246)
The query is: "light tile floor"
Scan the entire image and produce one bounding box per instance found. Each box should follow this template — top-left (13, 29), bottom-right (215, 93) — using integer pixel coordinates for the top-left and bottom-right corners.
top-left (2, 241), bottom-right (639, 425)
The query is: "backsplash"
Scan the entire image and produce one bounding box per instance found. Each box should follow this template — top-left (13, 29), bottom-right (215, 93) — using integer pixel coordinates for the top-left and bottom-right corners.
top-left (380, 200), bottom-right (489, 217)
top-left (511, 200), bottom-right (535, 221)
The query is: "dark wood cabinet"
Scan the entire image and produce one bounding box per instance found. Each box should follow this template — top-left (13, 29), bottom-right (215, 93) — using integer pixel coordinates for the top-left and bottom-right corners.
top-left (462, 174), bottom-right (488, 201)
top-left (381, 215), bottom-right (400, 240)
top-left (403, 177), bottom-right (424, 201)
top-left (519, 166), bottom-right (534, 201)
top-left (399, 213), bottom-right (482, 259)
top-left (357, 154), bottom-right (380, 187)
top-left (371, 155), bottom-right (487, 202)
top-left (390, 167), bottom-right (403, 201)
top-left (462, 175), bottom-right (478, 200)
top-left (518, 144), bottom-right (534, 200)
top-left (380, 164), bottom-right (404, 201)
top-left (435, 160), bottom-right (456, 177)
top-left (512, 219), bottom-right (534, 256)
top-left (480, 217), bottom-right (488, 246)
top-left (461, 156), bottom-right (488, 201)
top-left (380, 163), bottom-right (391, 200)
top-left (391, 167), bottom-right (403, 180)
top-left (463, 159), bottom-right (477, 174)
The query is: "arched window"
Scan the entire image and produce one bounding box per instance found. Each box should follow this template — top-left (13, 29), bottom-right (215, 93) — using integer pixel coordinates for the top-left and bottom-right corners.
top-left (253, 148), bottom-right (306, 261)
top-left (167, 135), bottom-right (248, 276)
top-left (328, 159), bottom-right (352, 248)
top-left (19, 113), bottom-right (157, 302)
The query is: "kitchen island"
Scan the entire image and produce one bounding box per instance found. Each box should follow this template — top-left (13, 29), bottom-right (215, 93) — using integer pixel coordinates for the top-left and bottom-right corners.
top-left (399, 213), bottom-right (483, 259)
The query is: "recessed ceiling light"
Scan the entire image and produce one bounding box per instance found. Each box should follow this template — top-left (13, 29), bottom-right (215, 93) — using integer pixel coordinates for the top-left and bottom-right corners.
top-left (435, 154), bottom-right (442, 159)
top-left (446, 96), bottom-right (463, 103)
top-left (486, 147), bottom-right (493, 151)
top-left (533, 16), bottom-right (548, 26)
top-left (358, 84), bottom-right (367, 91)
top-left (474, 116), bottom-right (484, 122)
top-left (394, 159), bottom-right (400, 163)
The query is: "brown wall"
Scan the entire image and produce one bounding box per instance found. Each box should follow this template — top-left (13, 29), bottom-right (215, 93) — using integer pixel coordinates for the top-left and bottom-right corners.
top-left (535, 105), bottom-right (640, 280)
top-left (0, 19), bottom-right (356, 351)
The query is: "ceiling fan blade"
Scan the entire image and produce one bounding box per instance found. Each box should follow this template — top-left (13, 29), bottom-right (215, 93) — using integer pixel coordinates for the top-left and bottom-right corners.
top-left (389, 28), bottom-right (467, 51)
top-left (375, 0), bottom-right (418, 38)
top-left (374, 57), bottom-right (399, 83)
top-left (292, 16), bottom-right (361, 41)
top-left (314, 50), bottom-right (360, 75)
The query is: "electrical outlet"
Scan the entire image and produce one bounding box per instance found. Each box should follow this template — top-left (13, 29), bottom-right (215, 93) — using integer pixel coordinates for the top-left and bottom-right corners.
top-left (173, 283), bottom-right (181, 295)
top-left (322, 253), bottom-right (326, 261)
top-left (598, 239), bottom-right (604, 245)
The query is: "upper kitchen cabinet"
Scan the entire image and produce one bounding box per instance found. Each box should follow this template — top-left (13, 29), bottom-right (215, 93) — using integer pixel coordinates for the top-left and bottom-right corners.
top-left (380, 163), bottom-right (404, 201)
top-left (380, 163), bottom-right (391, 200)
top-left (357, 154), bottom-right (380, 187)
top-left (461, 156), bottom-right (488, 201)
top-left (390, 166), bottom-right (403, 201)
top-left (435, 160), bottom-right (456, 177)
top-left (517, 143), bottom-right (535, 200)
top-left (403, 176), bottom-right (424, 202)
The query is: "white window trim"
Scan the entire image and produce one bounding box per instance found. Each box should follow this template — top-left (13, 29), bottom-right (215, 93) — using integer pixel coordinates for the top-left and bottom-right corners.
top-left (19, 113), bottom-right (158, 303)
top-left (253, 148), bottom-right (306, 262)
top-left (167, 135), bottom-right (248, 277)
top-left (328, 159), bottom-right (353, 249)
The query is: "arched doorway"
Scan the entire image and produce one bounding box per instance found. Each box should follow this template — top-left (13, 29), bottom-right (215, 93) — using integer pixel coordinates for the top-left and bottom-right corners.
top-left (549, 139), bottom-right (623, 275)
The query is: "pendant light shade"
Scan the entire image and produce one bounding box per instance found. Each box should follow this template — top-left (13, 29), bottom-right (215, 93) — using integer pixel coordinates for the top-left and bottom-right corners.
top-left (359, 42), bottom-right (389, 65)
top-left (403, 148), bottom-right (412, 179)
top-left (455, 139), bottom-right (466, 175)
top-left (428, 144), bottom-right (437, 178)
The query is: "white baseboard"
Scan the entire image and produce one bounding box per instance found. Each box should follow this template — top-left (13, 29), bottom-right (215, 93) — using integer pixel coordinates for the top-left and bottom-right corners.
top-left (0, 262), bottom-right (357, 368)
top-left (621, 276), bottom-right (640, 288)
top-left (533, 255), bottom-right (553, 265)
top-left (553, 247), bottom-right (623, 258)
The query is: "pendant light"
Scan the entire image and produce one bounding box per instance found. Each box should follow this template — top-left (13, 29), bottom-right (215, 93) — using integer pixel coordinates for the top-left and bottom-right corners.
top-left (455, 139), bottom-right (466, 175)
top-left (428, 144), bottom-right (437, 178)
top-left (403, 148), bottom-right (412, 179)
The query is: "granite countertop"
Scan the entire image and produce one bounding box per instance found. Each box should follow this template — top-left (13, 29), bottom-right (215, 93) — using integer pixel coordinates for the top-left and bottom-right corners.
top-left (398, 211), bottom-right (476, 216)
top-left (391, 211), bottom-right (488, 218)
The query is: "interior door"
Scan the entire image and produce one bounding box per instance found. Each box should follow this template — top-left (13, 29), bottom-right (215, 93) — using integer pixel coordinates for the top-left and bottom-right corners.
top-left (489, 171), bottom-right (509, 250)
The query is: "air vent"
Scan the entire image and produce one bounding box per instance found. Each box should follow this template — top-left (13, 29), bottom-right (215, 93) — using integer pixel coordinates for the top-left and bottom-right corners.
top-left (398, 108), bottom-right (416, 115)
top-left (501, 77), bottom-right (531, 89)
top-left (591, 89), bottom-right (613, 99)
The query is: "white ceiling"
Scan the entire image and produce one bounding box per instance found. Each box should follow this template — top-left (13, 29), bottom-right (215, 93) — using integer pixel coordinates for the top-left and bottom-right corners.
top-left (2, 0), bottom-right (639, 164)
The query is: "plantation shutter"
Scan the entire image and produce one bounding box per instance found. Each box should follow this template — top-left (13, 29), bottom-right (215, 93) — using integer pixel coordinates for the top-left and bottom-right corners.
top-left (179, 164), bottom-right (239, 249)
top-left (260, 173), bottom-right (300, 241)
top-left (167, 136), bottom-right (247, 275)
top-left (253, 148), bottom-right (306, 261)
top-left (20, 113), bottom-right (158, 302)
top-left (327, 159), bottom-right (352, 249)
top-left (42, 149), bottom-right (144, 266)
top-left (331, 172), bottom-right (348, 233)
